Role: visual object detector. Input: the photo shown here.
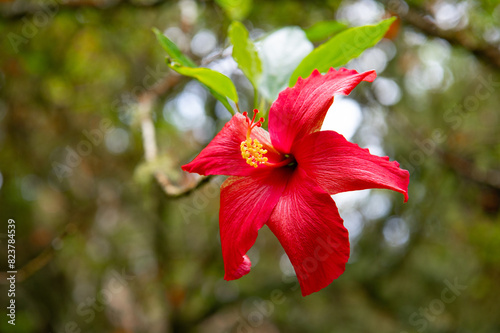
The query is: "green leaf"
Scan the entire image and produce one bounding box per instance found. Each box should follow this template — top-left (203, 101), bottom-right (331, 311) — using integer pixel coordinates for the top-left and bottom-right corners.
top-left (168, 64), bottom-right (239, 104)
top-left (154, 28), bottom-right (237, 114)
top-left (289, 17), bottom-right (396, 86)
top-left (257, 27), bottom-right (313, 102)
top-left (206, 87), bottom-right (235, 115)
top-left (304, 20), bottom-right (348, 42)
top-left (215, 0), bottom-right (253, 20)
top-left (228, 21), bottom-right (262, 89)
top-left (153, 28), bottom-right (196, 68)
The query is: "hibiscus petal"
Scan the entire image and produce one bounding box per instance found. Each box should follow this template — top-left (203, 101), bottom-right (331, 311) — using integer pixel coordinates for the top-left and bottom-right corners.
top-left (220, 168), bottom-right (291, 280)
top-left (267, 168), bottom-right (350, 296)
top-left (269, 68), bottom-right (376, 154)
top-left (182, 113), bottom-right (282, 176)
top-left (293, 131), bottom-right (410, 201)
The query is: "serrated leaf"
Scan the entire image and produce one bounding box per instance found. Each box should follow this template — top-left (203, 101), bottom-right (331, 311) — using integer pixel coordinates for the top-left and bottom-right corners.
top-left (153, 28), bottom-right (196, 68)
top-left (304, 20), bottom-right (348, 42)
top-left (168, 64), bottom-right (239, 104)
top-left (257, 27), bottom-right (313, 102)
top-left (289, 17), bottom-right (396, 86)
top-left (229, 21), bottom-right (262, 89)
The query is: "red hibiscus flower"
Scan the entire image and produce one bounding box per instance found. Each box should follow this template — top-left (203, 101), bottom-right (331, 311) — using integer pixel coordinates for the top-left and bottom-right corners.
top-left (182, 68), bottom-right (409, 296)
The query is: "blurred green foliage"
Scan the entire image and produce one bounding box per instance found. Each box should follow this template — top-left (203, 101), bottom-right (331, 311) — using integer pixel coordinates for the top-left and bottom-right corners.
top-left (1, 0), bottom-right (500, 333)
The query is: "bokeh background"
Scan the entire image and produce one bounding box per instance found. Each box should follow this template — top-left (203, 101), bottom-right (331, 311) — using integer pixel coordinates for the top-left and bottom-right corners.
top-left (1, 0), bottom-right (500, 332)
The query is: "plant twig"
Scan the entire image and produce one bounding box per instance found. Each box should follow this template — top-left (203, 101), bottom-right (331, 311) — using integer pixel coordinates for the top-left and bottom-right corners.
top-left (0, 222), bottom-right (77, 284)
top-left (385, 0), bottom-right (500, 69)
top-left (1, 0), bottom-right (168, 19)
top-left (137, 73), bottom-right (217, 199)
top-left (155, 173), bottom-right (214, 199)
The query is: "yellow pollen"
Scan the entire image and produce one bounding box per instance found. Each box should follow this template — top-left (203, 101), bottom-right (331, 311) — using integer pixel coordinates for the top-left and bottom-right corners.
top-left (240, 137), bottom-right (268, 168)
top-left (240, 109), bottom-right (268, 168)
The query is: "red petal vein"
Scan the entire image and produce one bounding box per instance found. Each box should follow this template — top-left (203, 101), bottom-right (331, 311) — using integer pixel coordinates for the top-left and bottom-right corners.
top-left (269, 68), bottom-right (376, 154)
top-left (220, 168), bottom-right (291, 280)
top-left (267, 168), bottom-right (350, 296)
top-left (293, 130), bottom-right (410, 201)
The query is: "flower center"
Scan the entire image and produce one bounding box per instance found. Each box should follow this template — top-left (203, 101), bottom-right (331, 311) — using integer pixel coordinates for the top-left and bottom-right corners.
top-left (239, 110), bottom-right (297, 169)
top-left (240, 110), bottom-right (268, 168)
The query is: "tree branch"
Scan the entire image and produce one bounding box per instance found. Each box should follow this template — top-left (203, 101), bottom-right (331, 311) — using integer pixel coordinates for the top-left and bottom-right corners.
top-left (0, 221), bottom-right (78, 283)
top-left (0, 70), bottom-right (201, 284)
top-left (439, 150), bottom-right (500, 189)
top-left (392, 110), bottom-right (500, 190)
top-left (384, 0), bottom-right (500, 69)
top-left (0, 0), bottom-right (168, 19)
top-left (136, 72), bottom-right (216, 199)
top-left (154, 172), bottom-right (214, 199)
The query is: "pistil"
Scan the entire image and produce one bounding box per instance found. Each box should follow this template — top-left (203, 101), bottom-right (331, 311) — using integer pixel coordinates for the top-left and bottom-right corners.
top-left (240, 110), bottom-right (268, 168)
top-left (240, 110), bottom-right (296, 169)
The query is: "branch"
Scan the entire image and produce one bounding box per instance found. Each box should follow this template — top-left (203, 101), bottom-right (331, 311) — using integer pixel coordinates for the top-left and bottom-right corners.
top-left (439, 150), bottom-right (500, 189)
top-left (384, 0), bottom-right (500, 69)
top-left (0, 222), bottom-right (76, 283)
top-left (0, 0), bottom-right (169, 19)
top-left (136, 72), bottom-right (216, 199)
top-left (0, 246), bottom-right (55, 283)
top-left (154, 173), bottom-right (214, 199)
top-left (0, 71), bottom-right (200, 284)
top-left (392, 111), bottom-right (500, 190)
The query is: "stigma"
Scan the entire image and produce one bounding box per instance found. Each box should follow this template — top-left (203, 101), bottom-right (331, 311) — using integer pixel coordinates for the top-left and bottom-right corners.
top-left (240, 110), bottom-right (268, 168)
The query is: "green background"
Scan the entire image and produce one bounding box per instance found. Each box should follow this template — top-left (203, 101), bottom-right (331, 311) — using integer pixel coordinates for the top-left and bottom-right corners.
top-left (1, 0), bottom-right (500, 332)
